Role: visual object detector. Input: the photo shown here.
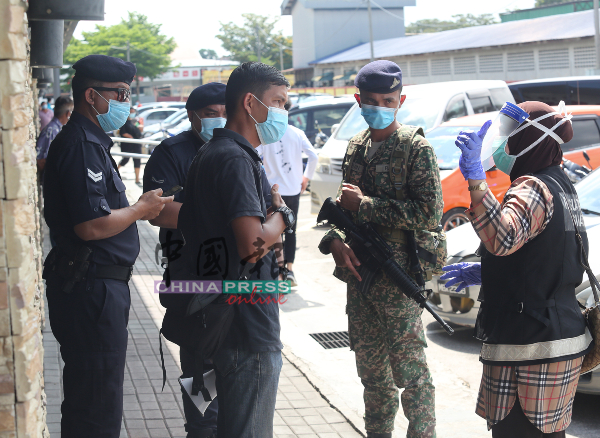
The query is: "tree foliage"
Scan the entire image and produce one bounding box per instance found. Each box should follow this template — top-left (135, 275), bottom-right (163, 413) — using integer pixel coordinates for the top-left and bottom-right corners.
top-left (406, 13), bottom-right (498, 34)
top-left (216, 14), bottom-right (292, 70)
top-left (535, 0), bottom-right (572, 7)
top-left (199, 49), bottom-right (218, 59)
top-left (63, 12), bottom-right (176, 98)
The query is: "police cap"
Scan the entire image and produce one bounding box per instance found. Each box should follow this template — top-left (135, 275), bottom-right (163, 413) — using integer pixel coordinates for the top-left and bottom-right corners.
top-left (186, 83), bottom-right (226, 111)
top-left (72, 55), bottom-right (137, 85)
top-left (355, 60), bottom-right (402, 94)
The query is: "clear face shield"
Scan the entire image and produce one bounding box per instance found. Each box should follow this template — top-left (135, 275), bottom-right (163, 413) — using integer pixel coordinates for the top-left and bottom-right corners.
top-left (480, 102), bottom-right (530, 171)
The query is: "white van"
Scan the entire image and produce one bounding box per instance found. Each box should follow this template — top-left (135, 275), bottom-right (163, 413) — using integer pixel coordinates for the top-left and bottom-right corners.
top-left (309, 80), bottom-right (515, 214)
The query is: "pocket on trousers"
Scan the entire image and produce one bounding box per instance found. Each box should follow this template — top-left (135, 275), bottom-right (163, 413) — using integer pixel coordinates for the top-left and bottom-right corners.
top-left (214, 347), bottom-right (238, 377)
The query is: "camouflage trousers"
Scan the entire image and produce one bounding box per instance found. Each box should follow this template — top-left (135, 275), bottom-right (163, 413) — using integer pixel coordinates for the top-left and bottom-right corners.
top-left (347, 269), bottom-right (436, 438)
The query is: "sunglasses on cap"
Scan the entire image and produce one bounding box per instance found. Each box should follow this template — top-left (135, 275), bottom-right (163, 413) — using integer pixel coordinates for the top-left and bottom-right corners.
top-left (91, 87), bottom-right (131, 102)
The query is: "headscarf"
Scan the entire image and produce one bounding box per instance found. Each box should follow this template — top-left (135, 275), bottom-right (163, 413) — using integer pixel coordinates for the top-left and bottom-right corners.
top-left (506, 101), bottom-right (573, 182)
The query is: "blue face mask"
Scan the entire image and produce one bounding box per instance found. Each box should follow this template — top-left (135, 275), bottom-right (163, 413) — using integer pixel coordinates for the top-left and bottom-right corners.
top-left (92, 90), bottom-right (131, 132)
top-left (361, 103), bottom-right (397, 130)
top-left (193, 112), bottom-right (226, 142)
top-left (249, 94), bottom-right (288, 145)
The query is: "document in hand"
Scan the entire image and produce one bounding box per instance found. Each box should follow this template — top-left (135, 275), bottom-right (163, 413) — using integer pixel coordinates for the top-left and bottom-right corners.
top-left (178, 370), bottom-right (217, 415)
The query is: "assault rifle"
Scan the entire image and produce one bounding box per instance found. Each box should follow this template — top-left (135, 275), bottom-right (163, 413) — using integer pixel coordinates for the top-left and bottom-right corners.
top-left (318, 198), bottom-right (454, 335)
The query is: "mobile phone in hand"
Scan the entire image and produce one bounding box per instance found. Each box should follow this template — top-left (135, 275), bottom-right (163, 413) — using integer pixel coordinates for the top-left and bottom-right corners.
top-left (161, 185), bottom-right (183, 197)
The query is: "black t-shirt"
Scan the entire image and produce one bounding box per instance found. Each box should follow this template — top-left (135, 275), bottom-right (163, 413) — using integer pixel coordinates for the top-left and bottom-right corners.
top-left (177, 128), bottom-right (282, 352)
top-left (119, 119), bottom-right (142, 139)
top-left (43, 111), bottom-right (140, 266)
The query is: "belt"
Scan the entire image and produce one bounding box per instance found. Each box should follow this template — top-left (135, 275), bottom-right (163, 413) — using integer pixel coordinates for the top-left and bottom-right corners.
top-left (95, 265), bottom-right (133, 282)
top-left (374, 224), bottom-right (407, 244)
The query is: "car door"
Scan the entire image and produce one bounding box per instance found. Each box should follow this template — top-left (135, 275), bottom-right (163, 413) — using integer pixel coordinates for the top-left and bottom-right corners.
top-left (443, 94), bottom-right (468, 122)
top-left (563, 115), bottom-right (600, 168)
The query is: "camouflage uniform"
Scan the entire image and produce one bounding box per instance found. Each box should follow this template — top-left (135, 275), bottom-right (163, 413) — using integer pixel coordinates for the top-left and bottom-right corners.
top-left (319, 125), bottom-right (444, 437)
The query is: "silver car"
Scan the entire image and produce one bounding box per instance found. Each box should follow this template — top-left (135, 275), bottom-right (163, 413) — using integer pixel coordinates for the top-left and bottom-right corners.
top-left (429, 167), bottom-right (600, 393)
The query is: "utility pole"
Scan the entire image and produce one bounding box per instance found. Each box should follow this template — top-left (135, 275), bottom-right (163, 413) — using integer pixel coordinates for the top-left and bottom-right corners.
top-left (279, 45), bottom-right (284, 71)
top-left (126, 40), bottom-right (131, 62)
top-left (255, 26), bottom-right (262, 63)
top-left (367, 0), bottom-right (374, 62)
top-left (594, 0), bottom-right (600, 73)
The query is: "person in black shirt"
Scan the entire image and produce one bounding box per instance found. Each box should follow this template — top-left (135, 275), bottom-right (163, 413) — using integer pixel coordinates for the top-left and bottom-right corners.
top-left (144, 83), bottom-right (227, 438)
top-left (117, 107), bottom-right (143, 185)
top-left (43, 55), bottom-right (172, 438)
top-left (177, 62), bottom-right (294, 438)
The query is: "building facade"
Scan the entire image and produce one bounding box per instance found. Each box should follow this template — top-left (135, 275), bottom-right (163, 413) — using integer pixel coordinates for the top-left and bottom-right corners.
top-left (310, 9), bottom-right (600, 86)
top-left (281, 0), bottom-right (415, 85)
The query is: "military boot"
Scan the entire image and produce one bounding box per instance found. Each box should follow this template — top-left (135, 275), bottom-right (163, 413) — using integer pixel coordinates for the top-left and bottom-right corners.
top-left (366, 432), bottom-right (392, 438)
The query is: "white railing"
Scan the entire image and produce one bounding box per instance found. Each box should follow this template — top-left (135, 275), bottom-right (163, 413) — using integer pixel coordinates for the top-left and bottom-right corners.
top-left (109, 137), bottom-right (158, 158)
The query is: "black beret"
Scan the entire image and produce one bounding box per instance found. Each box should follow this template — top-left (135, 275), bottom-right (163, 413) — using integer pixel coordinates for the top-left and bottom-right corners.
top-left (72, 55), bottom-right (136, 85)
top-left (186, 83), bottom-right (227, 111)
top-left (355, 60), bottom-right (402, 94)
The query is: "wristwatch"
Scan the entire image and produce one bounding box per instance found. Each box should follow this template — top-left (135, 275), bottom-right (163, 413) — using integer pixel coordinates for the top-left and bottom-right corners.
top-left (273, 206), bottom-right (296, 232)
top-left (468, 181), bottom-right (488, 192)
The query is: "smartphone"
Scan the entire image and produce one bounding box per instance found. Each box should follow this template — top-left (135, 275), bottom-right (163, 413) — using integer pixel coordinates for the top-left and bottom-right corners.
top-left (161, 185), bottom-right (183, 197)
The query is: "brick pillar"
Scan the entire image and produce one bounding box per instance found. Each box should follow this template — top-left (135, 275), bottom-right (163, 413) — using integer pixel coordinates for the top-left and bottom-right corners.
top-left (0, 1), bottom-right (49, 437)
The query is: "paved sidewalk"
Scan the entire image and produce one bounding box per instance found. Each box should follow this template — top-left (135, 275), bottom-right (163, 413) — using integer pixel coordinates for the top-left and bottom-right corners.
top-left (42, 169), bottom-right (363, 438)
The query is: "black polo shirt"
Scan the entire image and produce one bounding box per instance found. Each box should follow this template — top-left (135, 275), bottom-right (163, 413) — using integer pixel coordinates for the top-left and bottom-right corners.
top-left (43, 110), bottom-right (140, 266)
top-left (177, 128), bottom-right (282, 352)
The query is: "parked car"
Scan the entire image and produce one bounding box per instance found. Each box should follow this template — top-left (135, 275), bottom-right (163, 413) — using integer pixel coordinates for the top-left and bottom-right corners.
top-left (309, 80), bottom-right (516, 214)
top-left (142, 109), bottom-right (188, 137)
top-left (144, 118), bottom-right (191, 152)
top-left (138, 107), bottom-right (181, 131)
top-left (430, 105), bottom-right (600, 230)
top-left (288, 97), bottom-right (354, 145)
top-left (509, 76), bottom-right (600, 106)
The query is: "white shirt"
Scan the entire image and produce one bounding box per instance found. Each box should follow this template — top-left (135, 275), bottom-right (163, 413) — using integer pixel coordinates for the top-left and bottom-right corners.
top-left (257, 125), bottom-right (319, 196)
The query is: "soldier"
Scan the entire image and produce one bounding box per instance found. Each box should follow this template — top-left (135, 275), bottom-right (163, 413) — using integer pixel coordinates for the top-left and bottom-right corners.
top-left (318, 60), bottom-right (444, 438)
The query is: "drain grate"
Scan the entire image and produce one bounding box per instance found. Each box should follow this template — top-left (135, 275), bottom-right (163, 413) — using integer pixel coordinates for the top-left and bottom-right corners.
top-left (310, 331), bottom-right (350, 349)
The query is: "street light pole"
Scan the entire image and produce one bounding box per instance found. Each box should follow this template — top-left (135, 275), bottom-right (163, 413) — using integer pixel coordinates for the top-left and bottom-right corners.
top-left (595, 0), bottom-right (600, 70)
top-left (367, 0), bottom-right (374, 62)
top-left (126, 40), bottom-right (131, 63)
top-left (255, 26), bottom-right (262, 63)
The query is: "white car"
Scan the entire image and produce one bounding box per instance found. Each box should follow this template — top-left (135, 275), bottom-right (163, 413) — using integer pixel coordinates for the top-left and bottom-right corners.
top-left (429, 168), bottom-right (600, 393)
top-left (142, 109), bottom-right (188, 137)
top-left (144, 118), bottom-right (191, 152)
top-left (138, 107), bottom-right (181, 130)
top-left (309, 80), bottom-right (515, 214)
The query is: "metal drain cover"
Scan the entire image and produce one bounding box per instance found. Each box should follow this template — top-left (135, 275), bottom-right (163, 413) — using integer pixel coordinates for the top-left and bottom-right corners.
top-left (310, 331), bottom-right (350, 349)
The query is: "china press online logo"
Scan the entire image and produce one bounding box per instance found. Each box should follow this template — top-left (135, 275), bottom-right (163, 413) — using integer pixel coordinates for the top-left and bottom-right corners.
top-left (154, 280), bottom-right (291, 305)
top-left (154, 280), bottom-right (291, 295)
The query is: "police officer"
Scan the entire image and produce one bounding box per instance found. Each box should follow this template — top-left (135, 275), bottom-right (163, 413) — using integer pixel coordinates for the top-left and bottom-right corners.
top-left (43, 55), bottom-right (172, 437)
top-left (143, 83), bottom-right (227, 438)
top-left (318, 61), bottom-right (444, 438)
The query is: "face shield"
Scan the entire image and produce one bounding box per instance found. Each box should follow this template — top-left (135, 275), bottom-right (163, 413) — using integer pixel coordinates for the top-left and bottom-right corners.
top-left (480, 102), bottom-right (530, 171)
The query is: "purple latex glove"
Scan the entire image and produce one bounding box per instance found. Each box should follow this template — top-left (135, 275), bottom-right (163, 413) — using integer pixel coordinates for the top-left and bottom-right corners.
top-left (440, 262), bottom-right (481, 292)
top-left (455, 120), bottom-right (492, 181)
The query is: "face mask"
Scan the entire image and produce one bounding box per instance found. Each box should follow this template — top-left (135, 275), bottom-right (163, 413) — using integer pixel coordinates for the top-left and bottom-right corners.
top-left (41, 103), bottom-right (48, 110)
top-left (92, 89), bottom-right (131, 132)
top-left (248, 94), bottom-right (288, 145)
top-left (193, 112), bottom-right (226, 142)
top-left (361, 103), bottom-right (397, 130)
top-left (492, 109), bottom-right (573, 175)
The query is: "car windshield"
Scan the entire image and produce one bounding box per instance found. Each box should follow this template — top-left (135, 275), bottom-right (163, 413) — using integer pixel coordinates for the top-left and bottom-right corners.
top-left (162, 110), bottom-right (186, 124)
top-left (427, 125), bottom-right (476, 170)
top-left (575, 168), bottom-right (600, 214)
top-left (335, 98), bottom-right (439, 141)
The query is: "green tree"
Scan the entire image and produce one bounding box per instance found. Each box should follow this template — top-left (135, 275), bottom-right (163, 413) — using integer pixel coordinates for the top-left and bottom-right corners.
top-left (216, 14), bottom-right (293, 70)
top-left (535, 0), bottom-right (572, 6)
top-left (63, 12), bottom-right (176, 102)
top-left (199, 49), bottom-right (218, 59)
top-left (406, 13), bottom-right (498, 34)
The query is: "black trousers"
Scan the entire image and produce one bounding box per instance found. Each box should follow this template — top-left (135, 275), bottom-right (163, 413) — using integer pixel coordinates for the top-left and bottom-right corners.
top-left (281, 194), bottom-right (300, 264)
top-left (46, 273), bottom-right (130, 438)
top-left (492, 401), bottom-right (566, 438)
top-left (179, 348), bottom-right (218, 437)
top-left (118, 143), bottom-right (142, 168)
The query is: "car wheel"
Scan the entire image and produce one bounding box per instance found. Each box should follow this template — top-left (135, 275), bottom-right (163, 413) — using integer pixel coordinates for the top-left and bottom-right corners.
top-left (441, 208), bottom-right (470, 231)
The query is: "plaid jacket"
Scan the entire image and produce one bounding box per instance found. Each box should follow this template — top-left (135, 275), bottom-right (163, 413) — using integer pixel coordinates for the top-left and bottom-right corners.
top-left (469, 176), bottom-right (582, 432)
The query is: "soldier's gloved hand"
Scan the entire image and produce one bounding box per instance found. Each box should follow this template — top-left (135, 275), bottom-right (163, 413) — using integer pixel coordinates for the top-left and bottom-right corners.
top-left (440, 262), bottom-right (481, 292)
top-left (455, 120), bottom-right (492, 181)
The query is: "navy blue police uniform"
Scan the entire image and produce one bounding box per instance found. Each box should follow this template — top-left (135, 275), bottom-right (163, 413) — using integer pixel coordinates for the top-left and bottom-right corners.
top-left (42, 55), bottom-right (138, 437)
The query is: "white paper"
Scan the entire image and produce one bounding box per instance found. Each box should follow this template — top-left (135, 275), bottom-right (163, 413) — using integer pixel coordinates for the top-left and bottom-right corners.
top-left (178, 370), bottom-right (217, 415)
